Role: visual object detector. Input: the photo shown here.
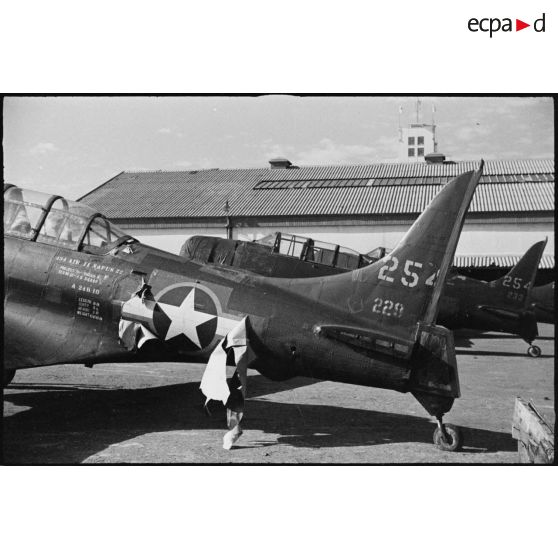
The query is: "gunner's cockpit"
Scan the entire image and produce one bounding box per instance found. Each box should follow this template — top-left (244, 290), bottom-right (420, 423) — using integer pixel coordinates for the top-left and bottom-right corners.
top-left (4, 184), bottom-right (136, 253)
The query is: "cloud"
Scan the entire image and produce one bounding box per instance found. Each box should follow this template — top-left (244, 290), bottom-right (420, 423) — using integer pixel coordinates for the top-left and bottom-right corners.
top-left (294, 137), bottom-right (396, 166)
top-left (297, 139), bottom-right (375, 165)
top-left (157, 127), bottom-right (185, 138)
top-left (452, 124), bottom-right (491, 143)
top-left (172, 160), bottom-right (193, 169)
top-left (263, 142), bottom-right (296, 161)
top-left (125, 166), bottom-right (151, 172)
top-left (515, 135), bottom-right (537, 146)
top-left (169, 158), bottom-right (216, 170)
top-left (30, 142), bottom-right (59, 155)
top-left (261, 137), bottom-right (400, 166)
top-left (491, 97), bottom-right (551, 115)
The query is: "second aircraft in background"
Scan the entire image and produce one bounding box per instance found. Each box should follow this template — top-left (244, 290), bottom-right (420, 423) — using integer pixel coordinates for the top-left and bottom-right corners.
top-left (181, 232), bottom-right (549, 357)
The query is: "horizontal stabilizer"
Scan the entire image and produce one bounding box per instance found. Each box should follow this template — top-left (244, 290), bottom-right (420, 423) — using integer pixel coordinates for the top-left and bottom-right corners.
top-left (476, 306), bottom-right (522, 320)
top-left (312, 324), bottom-right (414, 360)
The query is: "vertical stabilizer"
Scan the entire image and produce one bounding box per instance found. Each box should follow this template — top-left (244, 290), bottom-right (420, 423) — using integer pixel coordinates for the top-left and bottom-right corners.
top-left (489, 239), bottom-right (547, 310)
top-left (295, 163), bottom-right (484, 339)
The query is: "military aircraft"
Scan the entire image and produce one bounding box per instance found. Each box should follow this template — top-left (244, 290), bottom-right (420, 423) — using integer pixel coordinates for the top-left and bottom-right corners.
top-left (182, 234), bottom-right (548, 358)
top-left (528, 281), bottom-right (555, 324)
top-left (437, 242), bottom-right (547, 357)
top-left (4, 165), bottom-right (483, 451)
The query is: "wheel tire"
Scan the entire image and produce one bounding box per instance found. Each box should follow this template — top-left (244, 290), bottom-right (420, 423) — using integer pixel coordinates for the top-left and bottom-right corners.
top-left (3, 369), bottom-right (16, 388)
top-left (433, 424), bottom-right (463, 452)
top-left (527, 345), bottom-right (541, 358)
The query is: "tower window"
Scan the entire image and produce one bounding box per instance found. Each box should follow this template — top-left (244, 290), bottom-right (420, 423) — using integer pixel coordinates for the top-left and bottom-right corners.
top-left (417, 148), bottom-right (424, 156)
top-left (417, 136), bottom-right (424, 145)
top-left (408, 137), bottom-right (415, 146)
top-left (408, 148), bottom-right (415, 157)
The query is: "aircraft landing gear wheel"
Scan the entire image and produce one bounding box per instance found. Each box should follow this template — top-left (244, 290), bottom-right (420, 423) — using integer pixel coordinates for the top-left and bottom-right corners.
top-left (527, 345), bottom-right (541, 358)
top-left (433, 420), bottom-right (463, 452)
top-left (3, 369), bottom-right (16, 388)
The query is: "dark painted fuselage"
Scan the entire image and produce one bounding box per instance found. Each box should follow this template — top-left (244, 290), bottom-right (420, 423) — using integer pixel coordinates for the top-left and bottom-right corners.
top-left (436, 273), bottom-right (537, 342)
top-left (4, 169), bottom-right (486, 420)
top-left (529, 282), bottom-right (555, 324)
top-left (4, 235), bottom-right (413, 392)
top-left (181, 235), bottom-right (543, 343)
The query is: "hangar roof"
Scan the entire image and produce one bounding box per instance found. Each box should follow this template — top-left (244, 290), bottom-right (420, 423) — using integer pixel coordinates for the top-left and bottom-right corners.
top-left (79, 159), bottom-right (554, 220)
top-left (454, 254), bottom-right (555, 270)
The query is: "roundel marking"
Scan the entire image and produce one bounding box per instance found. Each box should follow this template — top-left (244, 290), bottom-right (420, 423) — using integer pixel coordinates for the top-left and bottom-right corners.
top-left (152, 283), bottom-right (220, 352)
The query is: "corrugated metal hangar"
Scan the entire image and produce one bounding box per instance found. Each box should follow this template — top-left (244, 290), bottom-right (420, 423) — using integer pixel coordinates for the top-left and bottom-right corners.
top-left (79, 157), bottom-right (554, 280)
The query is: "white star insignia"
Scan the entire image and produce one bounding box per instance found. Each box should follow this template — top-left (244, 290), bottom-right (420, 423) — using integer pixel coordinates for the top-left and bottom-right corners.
top-left (157, 289), bottom-right (216, 348)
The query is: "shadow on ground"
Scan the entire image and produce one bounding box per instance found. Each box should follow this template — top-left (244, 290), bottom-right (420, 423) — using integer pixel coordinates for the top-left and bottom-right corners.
top-left (455, 350), bottom-right (553, 359)
top-left (3, 375), bottom-right (516, 464)
top-left (454, 332), bottom-right (554, 348)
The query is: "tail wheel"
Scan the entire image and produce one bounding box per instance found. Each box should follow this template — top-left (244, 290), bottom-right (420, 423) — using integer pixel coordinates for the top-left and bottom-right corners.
top-left (527, 345), bottom-right (542, 358)
top-left (433, 424), bottom-right (463, 452)
top-left (3, 369), bottom-right (16, 387)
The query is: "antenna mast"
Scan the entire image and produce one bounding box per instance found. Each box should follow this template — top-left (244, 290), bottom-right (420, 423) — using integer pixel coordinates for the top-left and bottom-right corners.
top-left (432, 103), bottom-right (437, 153)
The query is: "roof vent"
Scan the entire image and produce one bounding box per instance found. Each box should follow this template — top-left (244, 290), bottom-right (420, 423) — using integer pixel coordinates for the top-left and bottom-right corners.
top-left (269, 158), bottom-right (294, 169)
top-left (424, 152), bottom-right (446, 164)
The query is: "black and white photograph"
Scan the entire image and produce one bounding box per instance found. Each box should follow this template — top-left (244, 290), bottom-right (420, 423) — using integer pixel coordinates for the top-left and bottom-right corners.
top-left (2, 1), bottom-right (557, 554)
top-left (3, 95), bottom-right (554, 465)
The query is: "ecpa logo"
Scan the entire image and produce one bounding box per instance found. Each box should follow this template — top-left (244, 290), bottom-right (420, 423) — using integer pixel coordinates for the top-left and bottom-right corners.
top-left (468, 13), bottom-right (546, 37)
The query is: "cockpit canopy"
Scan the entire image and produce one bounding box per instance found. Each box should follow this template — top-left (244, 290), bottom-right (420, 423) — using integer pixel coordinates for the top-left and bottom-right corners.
top-left (255, 232), bottom-right (375, 269)
top-left (4, 184), bottom-right (135, 253)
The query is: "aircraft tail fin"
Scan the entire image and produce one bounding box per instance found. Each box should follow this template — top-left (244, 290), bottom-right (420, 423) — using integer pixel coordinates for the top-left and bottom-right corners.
top-left (280, 164), bottom-right (483, 417)
top-left (289, 163), bottom-right (484, 339)
top-left (488, 239), bottom-right (547, 309)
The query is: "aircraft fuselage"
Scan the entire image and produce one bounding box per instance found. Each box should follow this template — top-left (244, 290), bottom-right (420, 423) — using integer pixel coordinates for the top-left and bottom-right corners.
top-left (181, 235), bottom-right (543, 345)
top-left (437, 273), bottom-right (538, 341)
top-left (4, 235), bottom-right (414, 393)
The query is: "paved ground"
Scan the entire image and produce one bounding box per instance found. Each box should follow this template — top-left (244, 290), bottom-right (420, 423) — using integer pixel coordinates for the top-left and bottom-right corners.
top-left (2, 324), bottom-right (554, 464)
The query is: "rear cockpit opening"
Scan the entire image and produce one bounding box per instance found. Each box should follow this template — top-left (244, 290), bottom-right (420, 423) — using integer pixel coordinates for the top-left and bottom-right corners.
top-left (3, 184), bottom-right (136, 253)
top-left (254, 232), bottom-right (375, 269)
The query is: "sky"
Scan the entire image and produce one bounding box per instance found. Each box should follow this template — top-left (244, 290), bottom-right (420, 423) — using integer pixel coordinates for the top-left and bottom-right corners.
top-left (3, 96), bottom-right (554, 200)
